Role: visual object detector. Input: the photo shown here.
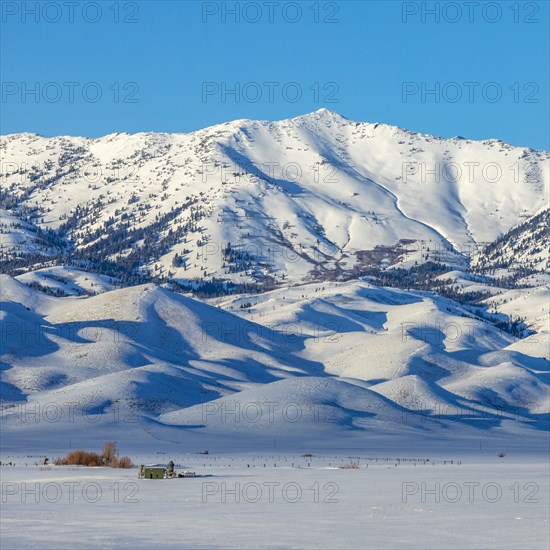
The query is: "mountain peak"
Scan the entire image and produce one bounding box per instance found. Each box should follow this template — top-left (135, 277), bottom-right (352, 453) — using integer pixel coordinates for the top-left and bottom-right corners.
top-left (314, 108), bottom-right (337, 115)
top-left (313, 108), bottom-right (347, 119)
top-left (291, 108), bottom-right (349, 125)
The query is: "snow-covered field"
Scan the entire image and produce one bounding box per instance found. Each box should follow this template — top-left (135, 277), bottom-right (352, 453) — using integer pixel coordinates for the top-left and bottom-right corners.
top-left (1, 454), bottom-right (548, 549)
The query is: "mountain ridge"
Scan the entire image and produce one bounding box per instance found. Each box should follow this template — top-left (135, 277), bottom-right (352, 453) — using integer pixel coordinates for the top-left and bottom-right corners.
top-left (1, 110), bottom-right (548, 292)
top-left (4, 109), bottom-right (547, 152)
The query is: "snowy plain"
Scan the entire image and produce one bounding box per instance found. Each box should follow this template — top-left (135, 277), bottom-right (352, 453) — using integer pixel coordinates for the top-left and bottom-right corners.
top-left (1, 455), bottom-right (549, 550)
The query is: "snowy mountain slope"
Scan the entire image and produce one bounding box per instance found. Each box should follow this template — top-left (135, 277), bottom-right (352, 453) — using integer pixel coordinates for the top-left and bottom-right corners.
top-left (484, 285), bottom-right (549, 336)
top-left (425, 209), bottom-right (549, 353)
top-left (15, 266), bottom-right (117, 296)
top-left (471, 208), bottom-right (549, 274)
top-left (1, 111), bottom-right (547, 288)
top-left (0, 209), bottom-right (67, 259)
top-left (411, 266), bottom-right (549, 354)
top-left (0, 273), bottom-right (55, 313)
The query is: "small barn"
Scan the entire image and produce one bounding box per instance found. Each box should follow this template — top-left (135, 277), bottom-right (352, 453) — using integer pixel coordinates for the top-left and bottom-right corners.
top-left (138, 462), bottom-right (196, 479)
top-left (138, 465), bottom-right (166, 479)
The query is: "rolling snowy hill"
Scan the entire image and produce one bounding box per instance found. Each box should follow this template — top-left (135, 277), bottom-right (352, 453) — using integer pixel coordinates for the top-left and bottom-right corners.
top-left (1, 275), bottom-right (547, 451)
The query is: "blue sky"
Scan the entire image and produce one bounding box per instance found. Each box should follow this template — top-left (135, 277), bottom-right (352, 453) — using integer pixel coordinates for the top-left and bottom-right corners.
top-left (1, 1), bottom-right (548, 149)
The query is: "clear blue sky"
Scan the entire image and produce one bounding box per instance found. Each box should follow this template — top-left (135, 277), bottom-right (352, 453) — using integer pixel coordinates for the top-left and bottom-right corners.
top-left (1, 1), bottom-right (548, 149)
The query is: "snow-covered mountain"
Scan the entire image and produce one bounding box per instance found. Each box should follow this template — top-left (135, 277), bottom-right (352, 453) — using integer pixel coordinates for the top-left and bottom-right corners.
top-left (1, 112), bottom-right (548, 450)
top-left (1, 110), bottom-right (548, 289)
